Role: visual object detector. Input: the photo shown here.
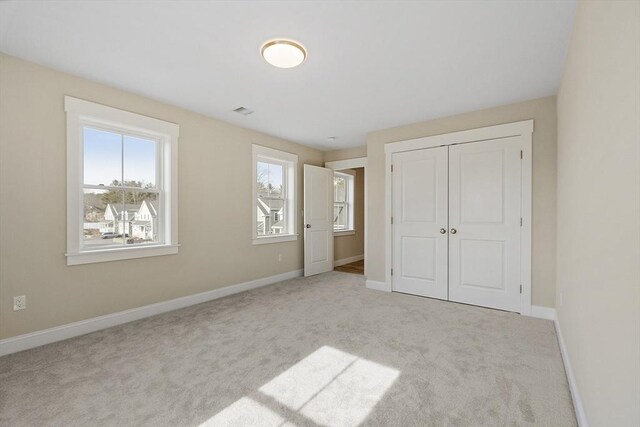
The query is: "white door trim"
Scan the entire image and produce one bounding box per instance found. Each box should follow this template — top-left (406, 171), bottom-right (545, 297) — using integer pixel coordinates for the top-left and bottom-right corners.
top-left (325, 156), bottom-right (367, 170)
top-left (325, 156), bottom-right (368, 276)
top-left (384, 120), bottom-right (533, 315)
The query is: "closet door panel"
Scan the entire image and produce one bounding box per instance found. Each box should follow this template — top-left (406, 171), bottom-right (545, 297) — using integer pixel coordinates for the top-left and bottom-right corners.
top-left (392, 147), bottom-right (448, 299)
top-left (448, 137), bottom-right (522, 312)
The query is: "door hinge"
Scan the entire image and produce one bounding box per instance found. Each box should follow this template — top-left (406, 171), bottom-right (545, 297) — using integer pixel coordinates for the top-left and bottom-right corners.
top-left (520, 217), bottom-right (523, 227)
top-left (520, 284), bottom-right (522, 294)
top-left (520, 150), bottom-right (523, 159)
top-left (391, 164), bottom-right (393, 173)
top-left (391, 268), bottom-right (394, 276)
top-left (391, 216), bottom-right (394, 225)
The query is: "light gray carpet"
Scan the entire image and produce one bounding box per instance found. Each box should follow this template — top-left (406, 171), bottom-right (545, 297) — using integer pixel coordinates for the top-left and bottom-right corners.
top-left (0, 272), bottom-right (576, 427)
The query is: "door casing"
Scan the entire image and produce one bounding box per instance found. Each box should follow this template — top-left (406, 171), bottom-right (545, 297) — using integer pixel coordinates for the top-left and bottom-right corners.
top-left (325, 157), bottom-right (368, 276)
top-left (383, 120), bottom-right (533, 315)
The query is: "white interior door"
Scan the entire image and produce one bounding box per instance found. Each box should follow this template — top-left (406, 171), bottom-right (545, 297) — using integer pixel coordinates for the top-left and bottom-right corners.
top-left (448, 137), bottom-right (522, 312)
top-left (392, 147), bottom-right (448, 299)
top-left (304, 164), bottom-right (334, 277)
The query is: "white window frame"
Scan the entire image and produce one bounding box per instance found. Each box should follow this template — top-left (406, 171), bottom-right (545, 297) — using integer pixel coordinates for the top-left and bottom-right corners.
top-left (65, 96), bottom-right (179, 265)
top-left (333, 170), bottom-right (355, 235)
top-left (252, 144), bottom-right (298, 245)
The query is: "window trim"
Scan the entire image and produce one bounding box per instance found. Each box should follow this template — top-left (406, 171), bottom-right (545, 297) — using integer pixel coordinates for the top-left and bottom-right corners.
top-left (252, 144), bottom-right (298, 245)
top-left (333, 170), bottom-right (355, 235)
top-left (65, 96), bottom-right (179, 265)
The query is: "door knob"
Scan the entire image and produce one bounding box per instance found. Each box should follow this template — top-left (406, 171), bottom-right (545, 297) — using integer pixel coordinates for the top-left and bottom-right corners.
top-left (305, 224), bottom-right (311, 228)
top-left (450, 228), bottom-right (457, 234)
top-left (439, 228), bottom-right (447, 234)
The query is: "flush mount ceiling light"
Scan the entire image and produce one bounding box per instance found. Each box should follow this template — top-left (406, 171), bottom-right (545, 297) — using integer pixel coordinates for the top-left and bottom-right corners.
top-left (261, 39), bottom-right (306, 68)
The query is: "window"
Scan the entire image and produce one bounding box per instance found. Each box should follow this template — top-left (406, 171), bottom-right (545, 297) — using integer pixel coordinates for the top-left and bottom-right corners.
top-left (334, 171), bottom-right (355, 233)
top-left (65, 97), bottom-right (179, 265)
top-left (253, 145), bottom-right (298, 244)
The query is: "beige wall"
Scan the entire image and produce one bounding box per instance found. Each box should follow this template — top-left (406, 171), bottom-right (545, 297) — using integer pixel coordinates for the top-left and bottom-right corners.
top-left (556, 1), bottom-right (640, 425)
top-left (334, 168), bottom-right (365, 261)
top-left (0, 54), bottom-right (324, 339)
top-left (367, 96), bottom-right (558, 308)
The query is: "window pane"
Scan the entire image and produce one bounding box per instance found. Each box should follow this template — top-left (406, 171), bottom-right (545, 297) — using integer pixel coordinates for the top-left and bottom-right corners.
top-left (334, 203), bottom-right (347, 229)
top-left (83, 127), bottom-right (122, 186)
top-left (125, 191), bottom-right (160, 244)
top-left (257, 161), bottom-right (284, 198)
top-left (256, 158), bottom-right (289, 237)
top-left (257, 162), bottom-right (270, 198)
top-left (257, 197), bottom-right (286, 236)
top-left (256, 160), bottom-right (287, 236)
top-left (267, 163), bottom-right (283, 198)
top-left (334, 176), bottom-right (346, 203)
top-left (84, 189), bottom-right (160, 247)
top-left (83, 188), bottom-right (123, 248)
top-left (124, 135), bottom-right (157, 189)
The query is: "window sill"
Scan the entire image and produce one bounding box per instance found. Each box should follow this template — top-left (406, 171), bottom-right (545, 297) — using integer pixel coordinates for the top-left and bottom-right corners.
top-left (66, 244), bottom-right (180, 266)
top-left (334, 230), bottom-right (355, 236)
top-left (252, 234), bottom-right (298, 245)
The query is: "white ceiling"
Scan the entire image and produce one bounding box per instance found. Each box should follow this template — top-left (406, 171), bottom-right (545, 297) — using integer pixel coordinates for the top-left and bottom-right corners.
top-left (0, 1), bottom-right (576, 150)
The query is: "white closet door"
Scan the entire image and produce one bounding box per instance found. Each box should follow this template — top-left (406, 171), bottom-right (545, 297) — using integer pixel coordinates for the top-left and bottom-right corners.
top-left (448, 137), bottom-right (522, 312)
top-left (392, 147), bottom-right (448, 299)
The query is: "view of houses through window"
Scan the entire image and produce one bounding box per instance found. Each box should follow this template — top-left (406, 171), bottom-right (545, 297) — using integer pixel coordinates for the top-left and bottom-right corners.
top-left (256, 160), bottom-right (286, 236)
top-left (82, 127), bottom-right (160, 248)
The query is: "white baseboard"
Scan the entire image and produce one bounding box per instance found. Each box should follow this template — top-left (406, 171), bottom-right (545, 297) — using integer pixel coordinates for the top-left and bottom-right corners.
top-left (527, 305), bottom-right (586, 425)
top-left (366, 280), bottom-right (391, 292)
top-left (334, 254), bottom-right (364, 267)
top-left (0, 269), bottom-right (303, 357)
top-left (530, 305), bottom-right (557, 321)
top-left (554, 316), bottom-right (588, 427)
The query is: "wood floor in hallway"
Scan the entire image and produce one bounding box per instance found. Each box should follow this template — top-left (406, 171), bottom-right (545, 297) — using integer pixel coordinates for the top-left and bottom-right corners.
top-left (334, 259), bottom-right (364, 275)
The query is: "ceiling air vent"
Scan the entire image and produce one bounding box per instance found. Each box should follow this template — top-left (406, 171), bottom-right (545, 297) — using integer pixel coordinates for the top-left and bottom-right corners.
top-left (233, 106), bottom-right (254, 116)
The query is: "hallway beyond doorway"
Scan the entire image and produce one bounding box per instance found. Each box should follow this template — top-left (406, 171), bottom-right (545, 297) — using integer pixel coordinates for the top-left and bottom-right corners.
top-left (334, 259), bottom-right (364, 275)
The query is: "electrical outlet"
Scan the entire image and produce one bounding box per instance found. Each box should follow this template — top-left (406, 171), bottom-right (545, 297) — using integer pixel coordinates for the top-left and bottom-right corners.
top-left (13, 295), bottom-right (26, 311)
top-left (278, 253), bottom-right (283, 262)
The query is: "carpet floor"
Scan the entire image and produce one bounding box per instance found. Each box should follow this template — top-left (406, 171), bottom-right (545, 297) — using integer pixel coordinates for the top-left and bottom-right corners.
top-left (0, 272), bottom-right (576, 427)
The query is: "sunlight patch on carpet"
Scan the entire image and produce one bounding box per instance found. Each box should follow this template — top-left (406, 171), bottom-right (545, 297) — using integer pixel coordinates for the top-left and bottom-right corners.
top-left (199, 397), bottom-right (291, 427)
top-left (259, 345), bottom-right (358, 410)
top-left (201, 345), bottom-right (399, 427)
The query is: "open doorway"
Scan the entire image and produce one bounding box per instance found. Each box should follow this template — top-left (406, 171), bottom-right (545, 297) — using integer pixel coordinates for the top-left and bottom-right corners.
top-left (325, 157), bottom-right (367, 276)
